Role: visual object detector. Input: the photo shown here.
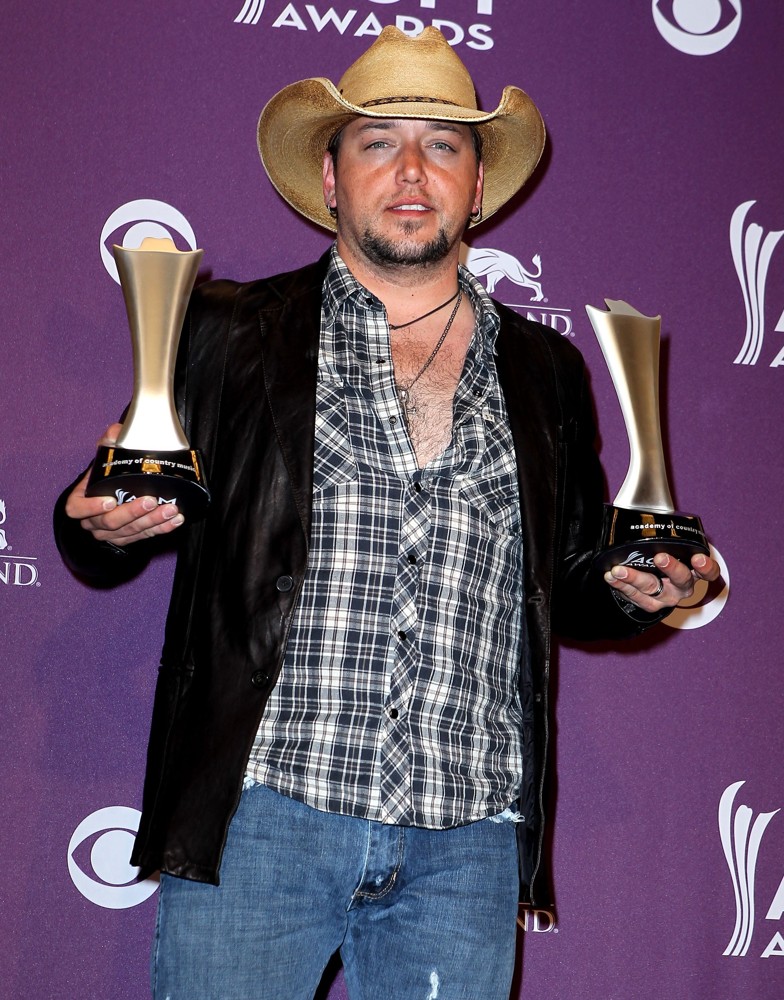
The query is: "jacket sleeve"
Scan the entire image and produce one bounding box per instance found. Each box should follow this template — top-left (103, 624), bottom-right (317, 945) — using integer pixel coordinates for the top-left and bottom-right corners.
top-left (550, 346), bottom-right (671, 641)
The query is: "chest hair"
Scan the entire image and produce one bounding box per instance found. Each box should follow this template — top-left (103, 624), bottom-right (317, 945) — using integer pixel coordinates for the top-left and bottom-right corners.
top-left (391, 318), bottom-right (474, 467)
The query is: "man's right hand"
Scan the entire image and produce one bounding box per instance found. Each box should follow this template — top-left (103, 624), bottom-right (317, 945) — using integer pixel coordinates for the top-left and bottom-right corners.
top-left (64, 424), bottom-right (185, 548)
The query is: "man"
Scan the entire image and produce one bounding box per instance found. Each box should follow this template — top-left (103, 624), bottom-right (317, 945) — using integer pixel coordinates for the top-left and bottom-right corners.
top-left (55, 27), bottom-right (718, 1000)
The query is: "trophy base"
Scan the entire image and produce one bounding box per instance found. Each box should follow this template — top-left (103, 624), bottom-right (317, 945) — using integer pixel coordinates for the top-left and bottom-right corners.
top-left (595, 504), bottom-right (709, 576)
top-left (85, 445), bottom-right (210, 521)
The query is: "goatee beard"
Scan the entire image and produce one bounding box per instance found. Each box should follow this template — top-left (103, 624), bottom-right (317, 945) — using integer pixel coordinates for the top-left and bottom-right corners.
top-left (360, 224), bottom-right (451, 268)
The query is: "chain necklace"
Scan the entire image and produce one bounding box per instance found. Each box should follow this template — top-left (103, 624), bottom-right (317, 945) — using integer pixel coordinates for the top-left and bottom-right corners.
top-left (388, 289), bottom-right (460, 330)
top-left (395, 290), bottom-right (463, 428)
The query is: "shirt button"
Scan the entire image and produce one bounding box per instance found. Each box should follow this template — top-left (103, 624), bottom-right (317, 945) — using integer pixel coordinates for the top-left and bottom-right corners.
top-left (388, 707), bottom-right (399, 720)
top-left (390, 415), bottom-right (398, 425)
top-left (275, 575), bottom-right (294, 592)
top-left (407, 553), bottom-right (417, 564)
top-left (251, 670), bottom-right (269, 690)
top-left (413, 482), bottom-right (422, 493)
top-left (397, 630), bottom-right (407, 641)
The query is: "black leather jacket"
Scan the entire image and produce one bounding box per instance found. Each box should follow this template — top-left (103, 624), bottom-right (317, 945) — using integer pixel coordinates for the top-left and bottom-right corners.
top-left (54, 254), bottom-right (663, 904)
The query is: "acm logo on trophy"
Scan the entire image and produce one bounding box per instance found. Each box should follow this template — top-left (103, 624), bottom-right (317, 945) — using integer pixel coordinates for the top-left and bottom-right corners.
top-left (585, 300), bottom-right (709, 575)
top-left (85, 238), bottom-right (210, 518)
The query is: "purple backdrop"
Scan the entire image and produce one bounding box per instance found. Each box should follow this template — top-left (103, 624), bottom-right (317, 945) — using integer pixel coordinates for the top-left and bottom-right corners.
top-left (2, 2), bottom-right (782, 997)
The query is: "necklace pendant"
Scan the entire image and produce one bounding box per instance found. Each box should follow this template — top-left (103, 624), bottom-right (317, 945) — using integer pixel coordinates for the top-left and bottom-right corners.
top-left (396, 384), bottom-right (416, 430)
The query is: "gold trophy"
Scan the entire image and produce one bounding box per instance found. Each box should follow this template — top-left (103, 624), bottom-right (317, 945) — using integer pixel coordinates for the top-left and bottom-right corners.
top-left (85, 237), bottom-right (210, 518)
top-left (585, 299), bottom-right (708, 575)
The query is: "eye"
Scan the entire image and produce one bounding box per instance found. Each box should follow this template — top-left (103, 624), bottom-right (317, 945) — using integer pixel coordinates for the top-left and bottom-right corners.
top-left (67, 805), bottom-right (159, 908)
top-left (652, 0), bottom-right (741, 55)
top-left (100, 199), bottom-right (198, 284)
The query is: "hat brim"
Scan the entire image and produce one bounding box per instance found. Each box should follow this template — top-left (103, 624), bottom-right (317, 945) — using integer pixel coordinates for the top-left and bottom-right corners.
top-left (258, 78), bottom-right (545, 232)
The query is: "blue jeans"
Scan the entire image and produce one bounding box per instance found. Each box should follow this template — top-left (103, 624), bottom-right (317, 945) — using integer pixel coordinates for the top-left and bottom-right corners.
top-left (152, 783), bottom-right (520, 999)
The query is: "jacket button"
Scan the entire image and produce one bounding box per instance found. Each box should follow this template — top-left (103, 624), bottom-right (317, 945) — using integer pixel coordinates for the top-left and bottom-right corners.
top-left (251, 670), bottom-right (269, 690)
top-left (276, 575), bottom-right (294, 592)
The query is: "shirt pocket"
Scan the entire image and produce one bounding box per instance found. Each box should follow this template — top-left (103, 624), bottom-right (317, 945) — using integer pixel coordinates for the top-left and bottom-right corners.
top-left (458, 471), bottom-right (521, 537)
top-left (312, 375), bottom-right (358, 499)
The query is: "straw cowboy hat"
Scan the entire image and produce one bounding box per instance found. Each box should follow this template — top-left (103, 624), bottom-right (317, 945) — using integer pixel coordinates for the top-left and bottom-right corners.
top-left (257, 26), bottom-right (545, 231)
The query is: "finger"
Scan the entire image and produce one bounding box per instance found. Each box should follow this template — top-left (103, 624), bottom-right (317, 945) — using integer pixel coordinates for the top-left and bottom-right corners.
top-left (652, 552), bottom-right (694, 590)
top-left (690, 552), bottom-right (721, 582)
top-left (604, 564), bottom-right (670, 607)
top-left (64, 470), bottom-right (117, 520)
top-left (93, 505), bottom-right (185, 546)
top-left (83, 496), bottom-right (184, 544)
top-left (97, 422), bottom-right (123, 448)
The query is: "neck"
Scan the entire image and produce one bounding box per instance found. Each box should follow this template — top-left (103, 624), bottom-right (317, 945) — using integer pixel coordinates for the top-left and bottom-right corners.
top-left (334, 238), bottom-right (462, 328)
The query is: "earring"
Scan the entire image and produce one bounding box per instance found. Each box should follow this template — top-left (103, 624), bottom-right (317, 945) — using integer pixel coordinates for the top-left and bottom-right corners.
top-left (470, 206), bottom-right (482, 222)
top-left (328, 205), bottom-right (338, 219)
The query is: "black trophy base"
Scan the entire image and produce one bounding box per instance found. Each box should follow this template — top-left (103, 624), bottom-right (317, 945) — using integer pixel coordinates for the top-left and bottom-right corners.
top-left (595, 504), bottom-right (709, 577)
top-left (85, 445), bottom-right (210, 521)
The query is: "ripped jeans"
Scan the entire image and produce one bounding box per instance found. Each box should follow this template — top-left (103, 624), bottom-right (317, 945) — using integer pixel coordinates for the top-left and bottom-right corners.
top-left (152, 783), bottom-right (521, 1000)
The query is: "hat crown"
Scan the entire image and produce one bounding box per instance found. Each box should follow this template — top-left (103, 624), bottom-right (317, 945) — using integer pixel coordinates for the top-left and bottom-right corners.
top-left (336, 26), bottom-right (479, 111)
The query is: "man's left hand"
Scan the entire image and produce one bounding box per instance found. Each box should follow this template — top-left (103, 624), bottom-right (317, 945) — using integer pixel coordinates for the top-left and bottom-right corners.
top-left (604, 552), bottom-right (721, 613)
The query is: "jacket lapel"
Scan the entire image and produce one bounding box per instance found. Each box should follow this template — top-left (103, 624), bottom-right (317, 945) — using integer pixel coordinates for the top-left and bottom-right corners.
top-left (257, 260), bottom-right (326, 545)
top-left (495, 313), bottom-right (560, 599)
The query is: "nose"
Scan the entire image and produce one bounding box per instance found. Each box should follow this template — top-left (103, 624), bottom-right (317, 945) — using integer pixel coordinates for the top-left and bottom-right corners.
top-left (396, 142), bottom-right (426, 185)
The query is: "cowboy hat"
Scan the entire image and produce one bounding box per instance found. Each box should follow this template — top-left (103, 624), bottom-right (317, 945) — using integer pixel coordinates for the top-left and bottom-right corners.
top-left (257, 26), bottom-right (545, 231)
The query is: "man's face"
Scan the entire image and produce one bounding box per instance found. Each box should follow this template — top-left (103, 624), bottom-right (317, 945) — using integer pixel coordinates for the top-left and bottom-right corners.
top-left (323, 117), bottom-right (483, 272)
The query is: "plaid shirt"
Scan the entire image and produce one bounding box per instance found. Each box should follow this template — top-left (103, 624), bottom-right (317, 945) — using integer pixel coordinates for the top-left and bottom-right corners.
top-left (247, 248), bottom-right (525, 828)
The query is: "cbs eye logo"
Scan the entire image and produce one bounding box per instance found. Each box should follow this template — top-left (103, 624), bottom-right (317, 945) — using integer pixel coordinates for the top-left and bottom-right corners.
top-left (235, 0), bottom-right (266, 25)
top-left (652, 0), bottom-right (741, 55)
top-left (99, 199), bottom-right (197, 284)
top-left (67, 806), bottom-right (159, 909)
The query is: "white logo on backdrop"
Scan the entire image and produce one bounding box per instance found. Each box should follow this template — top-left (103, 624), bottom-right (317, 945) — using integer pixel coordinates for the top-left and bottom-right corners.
top-left (0, 499), bottom-right (40, 589)
top-left (731, 201), bottom-right (784, 368)
top-left (99, 200), bottom-right (198, 284)
top-left (464, 246), bottom-right (544, 301)
top-left (517, 905), bottom-right (558, 934)
top-left (233, 1), bottom-right (495, 50)
top-left (235, 0), bottom-right (266, 24)
top-left (67, 806), bottom-right (159, 909)
top-left (719, 782), bottom-right (783, 958)
top-left (663, 542), bottom-right (728, 630)
top-left (462, 243), bottom-right (574, 338)
top-left (652, 0), bottom-right (741, 55)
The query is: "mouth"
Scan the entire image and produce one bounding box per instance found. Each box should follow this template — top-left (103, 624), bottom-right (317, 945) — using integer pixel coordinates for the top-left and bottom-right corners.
top-left (389, 202), bottom-right (431, 214)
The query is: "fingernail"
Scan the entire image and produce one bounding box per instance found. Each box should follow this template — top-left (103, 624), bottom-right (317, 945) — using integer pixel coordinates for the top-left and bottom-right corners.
top-left (654, 553), bottom-right (670, 568)
top-left (161, 505), bottom-right (180, 520)
top-left (102, 498), bottom-right (117, 511)
top-left (170, 514), bottom-right (184, 527)
top-left (141, 497), bottom-right (157, 511)
top-left (603, 571), bottom-right (615, 584)
top-left (693, 554), bottom-right (707, 568)
top-left (611, 566), bottom-right (627, 580)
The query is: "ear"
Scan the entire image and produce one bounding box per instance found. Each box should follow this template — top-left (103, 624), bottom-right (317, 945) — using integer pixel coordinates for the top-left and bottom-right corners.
top-left (473, 160), bottom-right (484, 215)
top-left (323, 151), bottom-right (336, 212)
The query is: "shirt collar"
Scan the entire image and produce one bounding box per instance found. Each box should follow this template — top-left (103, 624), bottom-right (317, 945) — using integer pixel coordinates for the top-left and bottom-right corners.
top-left (322, 243), bottom-right (500, 360)
top-left (322, 245), bottom-right (378, 323)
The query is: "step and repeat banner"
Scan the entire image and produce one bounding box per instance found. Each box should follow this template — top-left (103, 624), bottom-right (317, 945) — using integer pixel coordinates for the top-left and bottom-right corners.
top-left (2, 2), bottom-right (781, 997)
